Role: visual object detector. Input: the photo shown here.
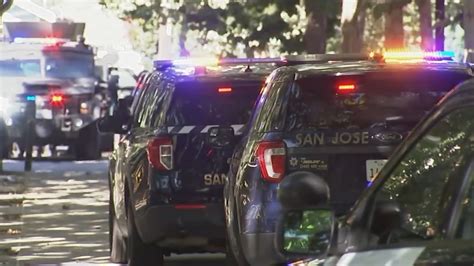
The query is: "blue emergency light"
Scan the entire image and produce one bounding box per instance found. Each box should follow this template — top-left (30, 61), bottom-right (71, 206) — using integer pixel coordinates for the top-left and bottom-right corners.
top-left (153, 57), bottom-right (283, 69)
top-left (382, 50), bottom-right (455, 61)
top-left (26, 95), bottom-right (36, 101)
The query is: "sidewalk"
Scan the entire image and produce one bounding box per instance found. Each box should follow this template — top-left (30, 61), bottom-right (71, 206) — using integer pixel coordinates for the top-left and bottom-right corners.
top-left (0, 172), bottom-right (26, 265)
top-left (0, 166), bottom-right (109, 265)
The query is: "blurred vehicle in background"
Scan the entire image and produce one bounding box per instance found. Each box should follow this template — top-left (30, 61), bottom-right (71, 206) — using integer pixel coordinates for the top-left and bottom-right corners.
top-left (277, 78), bottom-right (474, 266)
top-left (225, 51), bottom-right (474, 265)
top-left (99, 57), bottom-right (281, 266)
top-left (0, 21), bottom-right (110, 159)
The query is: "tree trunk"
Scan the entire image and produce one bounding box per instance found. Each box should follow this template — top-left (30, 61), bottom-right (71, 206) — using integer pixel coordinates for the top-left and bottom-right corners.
top-left (384, 3), bottom-right (405, 49)
top-left (341, 0), bottom-right (367, 53)
top-left (434, 0), bottom-right (445, 51)
top-left (304, 1), bottom-right (327, 53)
top-left (464, 0), bottom-right (474, 50)
top-left (416, 0), bottom-right (433, 50)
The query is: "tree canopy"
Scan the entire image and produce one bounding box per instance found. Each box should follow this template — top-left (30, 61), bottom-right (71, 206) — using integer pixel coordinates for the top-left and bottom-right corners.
top-left (99, 0), bottom-right (470, 59)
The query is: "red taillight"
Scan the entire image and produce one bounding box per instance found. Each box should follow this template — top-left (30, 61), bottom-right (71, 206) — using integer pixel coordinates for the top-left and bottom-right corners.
top-left (218, 87), bottom-right (232, 93)
top-left (50, 94), bottom-right (64, 107)
top-left (147, 137), bottom-right (173, 171)
top-left (256, 141), bottom-right (286, 183)
top-left (337, 83), bottom-right (356, 92)
top-left (51, 95), bottom-right (63, 102)
top-left (174, 204), bottom-right (206, 210)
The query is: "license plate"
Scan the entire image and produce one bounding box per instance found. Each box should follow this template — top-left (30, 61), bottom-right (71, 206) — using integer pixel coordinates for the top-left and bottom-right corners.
top-left (366, 159), bottom-right (388, 182)
top-left (35, 109), bottom-right (53, 119)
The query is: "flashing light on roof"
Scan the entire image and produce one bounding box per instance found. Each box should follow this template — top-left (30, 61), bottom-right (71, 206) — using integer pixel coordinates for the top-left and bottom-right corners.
top-left (50, 95), bottom-right (64, 105)
top-left (26, 95), bottom-right (36, 102)
top-left (14, 37), bottom-right (68, 45)
top-left (382, 50), bottom-right (455, 61)
top-left (154, 58), bottom-right (219, 68)
top-left (173, 57), bottom-right (219, 66)
top-left (154, 57), bottom-right (283, 69)
top-left (218, 87), bottom-right (233, 93)
top-left (337, 83), bottom-right (356, 92)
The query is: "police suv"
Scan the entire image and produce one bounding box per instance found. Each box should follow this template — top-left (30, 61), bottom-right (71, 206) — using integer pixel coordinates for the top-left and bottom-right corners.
top-left (99, 57), bottom-right (279, 265)
top-left (224, 52), bottom-right (474, 265)
top-left (277, 77), bottom-right (474, 266)
top-left (0, 22), bottom-right (106, 159)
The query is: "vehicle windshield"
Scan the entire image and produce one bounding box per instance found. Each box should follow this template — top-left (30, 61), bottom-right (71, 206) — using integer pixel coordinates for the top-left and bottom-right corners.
top-left (0, 59), bottom-right (41, 77)
top-left (286, 70), bottom-right (470, 133)
top-left (166, 82), bottom-right (261, 125)
top-left (45, 53), bottom-right (94, 79)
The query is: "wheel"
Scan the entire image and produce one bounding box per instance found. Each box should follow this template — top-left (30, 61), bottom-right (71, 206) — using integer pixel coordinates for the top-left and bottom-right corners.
top-left (127, 199), bottom-right (164, 266)
top-left (109, 192), bottom-right (127, 263)
top-left (76, 123), bottom-right (101, 160)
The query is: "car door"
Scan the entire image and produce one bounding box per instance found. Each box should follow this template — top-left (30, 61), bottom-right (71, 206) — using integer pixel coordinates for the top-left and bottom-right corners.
top-left (124, 73), bottom-right (170, 214)
top-left (113, 73), bottom-right (157, 228)
top-left (331, 105), bottom-right (474, 265)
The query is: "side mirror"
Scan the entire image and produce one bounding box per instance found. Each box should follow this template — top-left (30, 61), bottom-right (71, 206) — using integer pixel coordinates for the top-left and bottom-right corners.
top-left (207, 126), bottom-right (235, 148)
top-left (97, 116), bottom-right (130, 134)
top-left (278, 171), bottom-right (330, 209)
top-left (119, 96), bottom-right (133, 108)
top-left (277, 209), bottom-right (335, 257)
top-left (371, 200), bottom-right (402, 237)
top-left (97, 115), bottom-right (129, 134)
top-left (98, 99), bottom-right (132, 134)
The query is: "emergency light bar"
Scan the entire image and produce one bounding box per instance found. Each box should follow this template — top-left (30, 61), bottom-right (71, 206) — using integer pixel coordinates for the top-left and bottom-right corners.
top-left (283, 54), bottom-right (370, 64)
top-left (154, 57), bottom-right (282, 69)
top-left (13, 37), bottom-right (69, 44)
top-left (381, 50), bottom-right (455, 61)
top-left (153, 54), bottom-right (371, 69)
top-left (153, 51), bottom-right (454, 70)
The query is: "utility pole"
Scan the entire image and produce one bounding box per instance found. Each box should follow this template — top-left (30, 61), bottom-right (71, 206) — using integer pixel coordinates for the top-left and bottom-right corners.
top-left (435, 0), bottom-right (445, 51)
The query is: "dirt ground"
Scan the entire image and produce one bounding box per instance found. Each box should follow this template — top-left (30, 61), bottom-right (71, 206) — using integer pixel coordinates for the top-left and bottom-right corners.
top-left (0, 167), bottom-right (109, 265)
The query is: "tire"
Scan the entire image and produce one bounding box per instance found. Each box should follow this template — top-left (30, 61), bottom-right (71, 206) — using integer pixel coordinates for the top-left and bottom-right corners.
top-left (109, 193), bottom-right (127, 263)
top-left (76, 123), bottom-right (101, 160)
top-left (127, 199), bottom-right (164, 266)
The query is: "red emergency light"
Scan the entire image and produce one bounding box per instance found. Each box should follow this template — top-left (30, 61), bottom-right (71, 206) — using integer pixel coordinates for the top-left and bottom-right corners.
top-left (337, 83), bottom-right (356, 92)
top-left (218, 87), bottom-right (232, 93)
top-left (51, 95), bottom-right (63, 102)
top-left (50, 94), bottom-right (64, 106)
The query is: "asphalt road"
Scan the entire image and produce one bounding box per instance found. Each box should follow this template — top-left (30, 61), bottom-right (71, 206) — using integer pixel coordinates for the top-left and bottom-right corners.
top-left (0, 159), bottom-right (226, 266)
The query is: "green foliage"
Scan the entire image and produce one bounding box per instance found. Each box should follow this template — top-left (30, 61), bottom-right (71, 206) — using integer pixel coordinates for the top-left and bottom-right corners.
top-left (100, 0), bottom-right (466, 57)
top-left (381, 108), bottom-right (474, 239)
top-left (283, 209), bottom-right (332, 254)
top-left (101, 0), bottom-right (342, 57)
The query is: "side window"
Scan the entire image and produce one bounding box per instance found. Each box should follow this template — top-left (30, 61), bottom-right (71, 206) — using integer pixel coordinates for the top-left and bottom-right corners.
top-left (138, 75), bottom-right (167, 128)
top-left (377, 107), bottom-right (474, 241)
top-left (134, 74), bottom-right (158, 128)
top-left (250, 70), bottom-right (294, 134)
top-left (130, 73), bottom-right (150, 114)
top-left (151, 80), bottom-right (173, 127)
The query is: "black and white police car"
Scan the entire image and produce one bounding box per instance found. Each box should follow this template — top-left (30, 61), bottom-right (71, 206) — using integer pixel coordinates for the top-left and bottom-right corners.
top-left (98, 57), bottom-right (281, 265)
top-left (224, 51), bottom-right (474, 265)
top-left (277, 77), bottom-right (474, 266)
